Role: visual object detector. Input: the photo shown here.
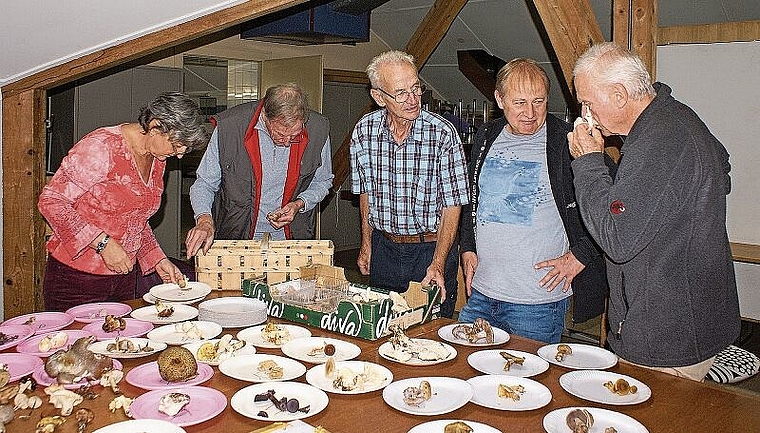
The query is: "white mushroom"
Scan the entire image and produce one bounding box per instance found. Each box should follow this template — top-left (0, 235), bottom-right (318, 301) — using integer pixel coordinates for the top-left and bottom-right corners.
top-left (44, 386), bottom-right (83, 416)
top-left (13, 392), bottom-right (29, 410)
top-left (100, 369), bottom-right (124, 394)
top-left (108, 395), bottom-right (134, 417)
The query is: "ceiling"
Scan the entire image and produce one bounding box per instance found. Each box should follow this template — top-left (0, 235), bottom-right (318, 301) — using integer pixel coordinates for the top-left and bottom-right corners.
top-left (369, 0), bottom-right (760, 114)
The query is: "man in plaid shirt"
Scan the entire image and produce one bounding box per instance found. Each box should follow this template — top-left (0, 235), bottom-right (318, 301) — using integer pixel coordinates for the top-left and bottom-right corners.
top-left (350, 50), bottom-right (469, 318)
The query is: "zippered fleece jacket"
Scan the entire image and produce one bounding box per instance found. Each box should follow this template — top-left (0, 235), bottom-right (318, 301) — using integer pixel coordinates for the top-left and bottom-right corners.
top-left (460, 114), bottom-right (610, 323)
top-left (571, 82), bottom-right (740, 367)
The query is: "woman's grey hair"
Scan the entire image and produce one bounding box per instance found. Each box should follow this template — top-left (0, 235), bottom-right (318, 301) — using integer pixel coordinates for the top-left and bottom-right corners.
top-left (366, 50), bottom-right (417, 88)
top-left (138, 92), bottom-right (209, 153)
top-left (573, 42), bottom-right (655, 100)
top-left (263, 83), bottom-right (310, 126)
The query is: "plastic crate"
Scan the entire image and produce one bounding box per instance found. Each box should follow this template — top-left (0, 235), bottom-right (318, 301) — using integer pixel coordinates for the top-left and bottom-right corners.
top-left (195, 239), bottom-right (334, 290)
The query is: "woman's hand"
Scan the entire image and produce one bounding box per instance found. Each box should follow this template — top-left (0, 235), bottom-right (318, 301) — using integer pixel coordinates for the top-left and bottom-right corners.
top-left (99, 238), bottom-right (133, 274)
top-left (155, 258), bottom-right (184, 284)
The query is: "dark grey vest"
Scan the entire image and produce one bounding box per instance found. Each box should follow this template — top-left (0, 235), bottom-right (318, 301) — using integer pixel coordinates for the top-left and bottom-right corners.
top-left (211, 100), bottom-right (330, 240)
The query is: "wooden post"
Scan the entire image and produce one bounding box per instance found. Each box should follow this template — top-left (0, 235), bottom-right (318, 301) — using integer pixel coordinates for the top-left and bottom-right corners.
top-left (613, 0), bottom-right (658, 80)
top-left (2, 89), bottom-right (47, 316)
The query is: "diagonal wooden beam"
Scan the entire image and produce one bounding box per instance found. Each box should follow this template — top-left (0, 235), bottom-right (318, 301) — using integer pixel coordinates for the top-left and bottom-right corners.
top-left (528, 0), bottom-right (604, 95)
top-left (331, 0), bottom-right (467, 190)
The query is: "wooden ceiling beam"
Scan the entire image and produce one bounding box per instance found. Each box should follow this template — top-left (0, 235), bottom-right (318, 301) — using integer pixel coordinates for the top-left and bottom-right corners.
top-left (331, 0), bottom-right (467, 190)
top-left (613, 0), bottom-right (658, 80)
top-left (528, 0), bottom-right (605, 95)
top-left (659, 20), bottom-right (760, 45)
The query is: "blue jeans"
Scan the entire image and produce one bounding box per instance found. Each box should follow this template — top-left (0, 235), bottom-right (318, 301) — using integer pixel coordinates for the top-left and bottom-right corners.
top-left (458, 289), bottom-right (570, 344)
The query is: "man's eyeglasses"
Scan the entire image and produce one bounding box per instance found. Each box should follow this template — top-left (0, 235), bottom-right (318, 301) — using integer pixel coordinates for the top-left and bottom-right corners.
top-left (375, 84), bottom-right (426, 103)
top-left (266, 119), bottom-right (304, 146)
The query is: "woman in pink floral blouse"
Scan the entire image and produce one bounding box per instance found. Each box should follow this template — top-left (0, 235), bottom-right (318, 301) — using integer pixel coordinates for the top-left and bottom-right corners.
top-left (38, 92), bottom-right (210, 311)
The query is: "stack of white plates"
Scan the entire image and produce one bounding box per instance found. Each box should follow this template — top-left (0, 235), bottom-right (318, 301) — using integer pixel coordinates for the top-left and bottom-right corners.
top-left (197, 297), bottom-right (267, 328)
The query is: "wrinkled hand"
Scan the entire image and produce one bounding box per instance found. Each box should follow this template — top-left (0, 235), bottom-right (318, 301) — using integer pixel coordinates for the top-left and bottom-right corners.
top-left (155, 258), bottom-right (184, 284)
top-left (461, 251), bottom-right (478, 297)
top-left (567, 122), bottom-right (604, 158)
top-left (421, 261), bottom-right (447, 301)
top-left (267, 200), bottom-right (303, 230)
top-left (357, 244), bottom-right (371, 275)
top-left (534, 251), bottom-right (585, 292)
top-left (185, 215), bottom-right (215, 259)
top-left (100, 239), bottom-right (133, 274)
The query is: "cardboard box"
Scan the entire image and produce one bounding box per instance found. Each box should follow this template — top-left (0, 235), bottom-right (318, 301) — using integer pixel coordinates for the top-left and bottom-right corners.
top-left (241, 265), bottom-right (441, 340)
top-left (195, 239), bottom-right (334, 290)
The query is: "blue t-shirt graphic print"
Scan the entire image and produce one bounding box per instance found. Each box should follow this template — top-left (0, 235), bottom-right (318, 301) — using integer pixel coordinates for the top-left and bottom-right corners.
top-left (478, 156), bottom-right (541, 226)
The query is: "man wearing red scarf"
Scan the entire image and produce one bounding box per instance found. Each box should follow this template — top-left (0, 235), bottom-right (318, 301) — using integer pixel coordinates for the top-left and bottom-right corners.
top-left (186, 83), bottom-right (332, 257)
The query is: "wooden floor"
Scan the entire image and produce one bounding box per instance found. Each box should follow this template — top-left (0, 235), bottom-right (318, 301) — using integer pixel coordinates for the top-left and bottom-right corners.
top-left (332, 247), bottom-right (760, 394)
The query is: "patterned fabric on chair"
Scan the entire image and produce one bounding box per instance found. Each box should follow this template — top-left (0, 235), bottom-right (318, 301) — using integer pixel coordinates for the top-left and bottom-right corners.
top-left (706, 345), bottom-right (760, 384)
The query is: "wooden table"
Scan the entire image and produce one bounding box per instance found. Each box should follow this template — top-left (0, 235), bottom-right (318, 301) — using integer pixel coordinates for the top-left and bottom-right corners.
top-left (9, 292), bottom-right (760, 432)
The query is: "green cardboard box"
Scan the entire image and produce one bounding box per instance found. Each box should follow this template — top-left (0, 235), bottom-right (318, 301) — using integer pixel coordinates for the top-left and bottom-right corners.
top-left (241, 265), bottom-right (441, 340)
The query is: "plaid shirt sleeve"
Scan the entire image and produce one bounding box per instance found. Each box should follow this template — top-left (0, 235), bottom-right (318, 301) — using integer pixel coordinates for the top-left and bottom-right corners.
top-left (437, 120), bottom-right (470, 208)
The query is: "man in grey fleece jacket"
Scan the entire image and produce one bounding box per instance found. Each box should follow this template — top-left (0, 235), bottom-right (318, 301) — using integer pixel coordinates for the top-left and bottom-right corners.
top-left (567, 42), bottom-right (740, 381)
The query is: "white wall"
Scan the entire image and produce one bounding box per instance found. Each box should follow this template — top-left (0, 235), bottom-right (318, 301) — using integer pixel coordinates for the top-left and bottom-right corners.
top-left (658, 42), bottom-right (760, 321)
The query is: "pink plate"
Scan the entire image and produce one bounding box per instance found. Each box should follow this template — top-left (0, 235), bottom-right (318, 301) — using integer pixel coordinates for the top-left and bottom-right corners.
top-left (131, 386), bottom-right (227, 427)
top-left (0, 353), bottom-right (43, 382)
top-left (83, 318), bottom-right (154, 340)
top-left (32, 359), bottom-right (123, 390)
top-left (1, 312), bottom-right (74, 335)
top-left (0, 324), bottom-right (35, 351)
top-left (15, 330), bottom-right (94, 358)
top-left (126, 361), bottom-right (214, 390)
top-left (66, 302), bottom-right (133, 323)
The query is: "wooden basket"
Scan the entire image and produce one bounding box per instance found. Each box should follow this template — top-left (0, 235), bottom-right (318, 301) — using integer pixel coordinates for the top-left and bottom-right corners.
top-left (195, 239), bottom-right (334, 290)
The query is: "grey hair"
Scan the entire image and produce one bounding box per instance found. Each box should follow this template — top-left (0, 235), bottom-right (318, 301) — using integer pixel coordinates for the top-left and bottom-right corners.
top-left (263, 83), bottom-right (310, 126)
top-left (138, 92), bottom-right (209, 153)
top-left (573, 42), bottom-right (655, 100)
top-left (366, 50), bottom-right (417, 88)
top-left (495, 58), bottom-right (550, 97)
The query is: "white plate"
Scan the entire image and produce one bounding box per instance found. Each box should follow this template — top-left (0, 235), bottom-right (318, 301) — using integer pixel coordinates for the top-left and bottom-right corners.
top-left (467, 349), bottom-right (550, 378)
top-left (408, 420), bottom-right (502, 433)
top-left (219, 353), bottom-right (306, 382)
top-left (305, 360), bottom-right (393, 394)
top-left (182, 337), bottom-right (256, 366)
top-left (88, 337), bottom-right (167, 359)
top-left (437, 323), bottom-right (510, 347)
top-left (93, 419), bottom-right (187, 433)
top-left (378, 339), bottom-right (457, 366)
top-left (237, 323), bottom-right (312, 348)
top-left (538, 343), bottom-right (619, 370)
top-left (143, 293), bottom-right (204, 305)
top-left (382, 376), bottom-right (473, 416)
top-left (231, 381), bottom-right (329, 422)
top-left (281, 337), bottom-right (361, 363)
top-left (559, 370), bottom-right (652, 405)
top-left (197, 297), bottom-right (268, 328)
top-left (543, 406), bottom-right (650, 433)
top-left (467, 374), bottom-right (552, 411)
top-left (131, 304), bottom-right (199, 324)
top-left (147, 321), bottom-right (222, 345)
top-left (149, 282), bottom-right (212, 302)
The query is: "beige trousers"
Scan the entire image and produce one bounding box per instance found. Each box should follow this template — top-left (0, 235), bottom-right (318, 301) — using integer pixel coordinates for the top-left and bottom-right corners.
top-left (621, 356), bottom-right (716, 382)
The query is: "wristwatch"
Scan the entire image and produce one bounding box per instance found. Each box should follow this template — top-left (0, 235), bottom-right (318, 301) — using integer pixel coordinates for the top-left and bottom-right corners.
top-left (95, 235), bottom-right (110, 254)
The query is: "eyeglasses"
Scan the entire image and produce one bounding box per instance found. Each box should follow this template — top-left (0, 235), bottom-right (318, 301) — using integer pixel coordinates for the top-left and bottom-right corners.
top-left (266, 120), bottom-right (304, 146)
top-left (375, 84), bottom-right (426, 103)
